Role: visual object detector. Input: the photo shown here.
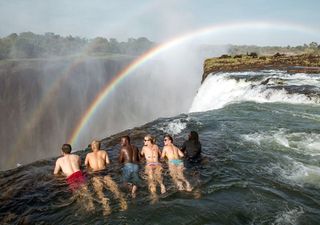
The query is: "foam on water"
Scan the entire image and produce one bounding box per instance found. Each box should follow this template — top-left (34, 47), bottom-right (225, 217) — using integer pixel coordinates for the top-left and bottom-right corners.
top-left (242, 129), bottom-right (320, 187)
top-left (157, 118), bottom-right (187, 135)
top-left (242, 129), bottom-right (320, 156)
top-left (266, 156), bottom-right (320, 188)
top-left (272, 207), bottom-right (304, 225)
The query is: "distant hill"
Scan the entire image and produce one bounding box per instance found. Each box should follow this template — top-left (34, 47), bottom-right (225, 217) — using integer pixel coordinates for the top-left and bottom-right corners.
top-left (0, 32), bottom-right (155, 60)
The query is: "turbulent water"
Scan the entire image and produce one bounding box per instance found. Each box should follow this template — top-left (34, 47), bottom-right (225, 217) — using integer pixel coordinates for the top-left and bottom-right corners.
top-left (1, 70), bottom-right (320, 224)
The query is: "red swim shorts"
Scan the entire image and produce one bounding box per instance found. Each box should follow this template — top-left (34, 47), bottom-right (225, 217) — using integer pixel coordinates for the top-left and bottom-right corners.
top-left (66, 171), bottom-right (86, 191)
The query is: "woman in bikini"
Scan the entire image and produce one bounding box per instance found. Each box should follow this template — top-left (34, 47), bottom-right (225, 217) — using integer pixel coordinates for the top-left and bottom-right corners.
top-left (161, 134), bottom-right (192, 191)
top-left (140, 134), bottom-right (166, 195)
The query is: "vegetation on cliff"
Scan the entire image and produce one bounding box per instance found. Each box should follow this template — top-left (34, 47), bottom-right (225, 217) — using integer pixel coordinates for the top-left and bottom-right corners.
top-left (0, 32), bottom-right (155, 60)
top-left (228, 42), bottom-right (320, 56)
top-left (203, 53), bottom-right (320, 83)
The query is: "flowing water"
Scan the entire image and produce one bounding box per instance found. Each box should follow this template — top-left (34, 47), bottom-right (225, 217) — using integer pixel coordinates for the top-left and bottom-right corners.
top-left (1, 70), bottom-right (320, 224)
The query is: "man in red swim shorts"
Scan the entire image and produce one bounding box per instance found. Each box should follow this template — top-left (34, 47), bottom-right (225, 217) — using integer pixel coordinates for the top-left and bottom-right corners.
top-left (53, 143), bottom-right (85, 191)
top-left (53, 143), bottom-right (94, 211)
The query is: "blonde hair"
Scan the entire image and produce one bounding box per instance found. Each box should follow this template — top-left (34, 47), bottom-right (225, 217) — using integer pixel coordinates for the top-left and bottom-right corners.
top-left (91, 140), bottom-right (100, 150)
top-left (145, 134), bottom-right (156, 144)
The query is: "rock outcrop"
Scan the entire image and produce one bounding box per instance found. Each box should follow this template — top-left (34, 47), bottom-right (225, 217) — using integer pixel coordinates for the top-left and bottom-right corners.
top-left (202, 53), bottom-right (320, 83)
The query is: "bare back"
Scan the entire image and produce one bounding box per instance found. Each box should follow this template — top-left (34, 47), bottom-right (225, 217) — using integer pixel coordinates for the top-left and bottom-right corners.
top-left (162, 144), bottom-right (184, 161)
top-left (54, 154), bottom-right (81, 177)
top-left (119, 144), bottom-right (139, 164)
top-left (85, 150), bottom-right (110, 171)
top-left (141, 144), bottom-right (161, 163)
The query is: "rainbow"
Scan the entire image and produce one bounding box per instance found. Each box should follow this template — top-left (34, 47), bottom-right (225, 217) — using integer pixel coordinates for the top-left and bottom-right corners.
top-left (9, 56), bottom-right (90, 166)
top-left (66, 21), bottom-right (320, 146)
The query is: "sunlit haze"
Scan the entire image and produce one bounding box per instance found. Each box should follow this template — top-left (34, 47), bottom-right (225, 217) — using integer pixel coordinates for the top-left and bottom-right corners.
top-left (0, 0), bottom-right (319, 45)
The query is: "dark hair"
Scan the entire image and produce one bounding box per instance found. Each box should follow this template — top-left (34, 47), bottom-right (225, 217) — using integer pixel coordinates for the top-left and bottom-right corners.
top-left (121, 135), bottom-right (130, 143)
top-left (189, 131), bottom-right (199, 143)
top-left (61, 144), bottom-right (72, 154)
top-left (164, 134), bottom-right (173, 142)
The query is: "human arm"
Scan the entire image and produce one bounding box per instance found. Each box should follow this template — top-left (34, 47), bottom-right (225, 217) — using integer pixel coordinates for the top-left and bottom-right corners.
top-left (136, 147), bottom-right (140, 161)
top-left (105, 151), bottom-right (110, 164)
top-left (84, 154), bottom-right (89, 168)
top-left (118, 149), bottom-right (124, 163)
top-left (78, 156), bottom-right (81, 168)
top-left (53, 159), bottom-right (61, 175)
top-left (177, 148), bottom-right (184, 158)
top-left (161, 147), bottom-right (166, 159)
top-left (140, 147), bottom-right (145, 157)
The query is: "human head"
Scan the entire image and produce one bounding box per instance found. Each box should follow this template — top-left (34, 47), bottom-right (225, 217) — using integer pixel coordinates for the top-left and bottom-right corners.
top-left (163, 134), bottom-right (173, 145)
top-left (189, 131), bottom-right (199, 142)
top-left (144, 134), bottom-right (155, 146)
top-left (61, 144), bottom-right (72, 154)
top-left (121, 135), bottom-right (130, 146)
top-left (91, 140), bottom-right (100, 151)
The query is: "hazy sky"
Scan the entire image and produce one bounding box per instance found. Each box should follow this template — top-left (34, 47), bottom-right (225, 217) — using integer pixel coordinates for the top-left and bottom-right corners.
top-left (0, 0), bottom-right (319, 45)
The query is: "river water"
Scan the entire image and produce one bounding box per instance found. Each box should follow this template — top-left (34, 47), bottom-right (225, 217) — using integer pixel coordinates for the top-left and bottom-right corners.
top-left (1, 70), bottom-right (320, 224)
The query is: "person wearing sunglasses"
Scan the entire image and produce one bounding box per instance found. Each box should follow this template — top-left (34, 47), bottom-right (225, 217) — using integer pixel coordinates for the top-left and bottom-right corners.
top-left (140, 134), bottom-right (166, 195)
top-left (161, 134), bottom-right (192, 192)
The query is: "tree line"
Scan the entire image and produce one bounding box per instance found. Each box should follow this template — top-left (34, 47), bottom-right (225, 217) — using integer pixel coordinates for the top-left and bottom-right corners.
top-left (0, 32), bottom-right (155, 60)
top-left (228, 42), bottom-right (320, 56)
top-left (0, 32), bottom-right (319, 60)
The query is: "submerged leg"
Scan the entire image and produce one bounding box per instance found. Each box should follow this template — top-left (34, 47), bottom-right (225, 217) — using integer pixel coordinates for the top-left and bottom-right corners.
top-left (155, 166), bottom-right (166, 194)
top-left (146, 166), bottom-right (156, 193)
top-left (176, 166), bottom-right (193, 191)
top-left (92, 177), bottom-right (111, 216)
top-left (103, 175), bottom-right (128, 211)
top-left (73, 183), bottom-right (95, 212)
top-left (169, 165), bottom-right (184, 191)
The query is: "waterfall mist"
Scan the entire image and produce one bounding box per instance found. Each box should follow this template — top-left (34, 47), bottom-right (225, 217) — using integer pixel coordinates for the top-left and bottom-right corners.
top-left (0, 44), bottom-right (227, 171)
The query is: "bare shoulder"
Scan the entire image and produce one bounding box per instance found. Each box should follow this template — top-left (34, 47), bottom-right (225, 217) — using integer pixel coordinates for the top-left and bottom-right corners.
top-left (141, 146), bottom-right (147, 152)
top-left (72, 154), bottom-right (80, 159)
top-left (100, 150), bottom-right (108, 156)
top-left (56, 157), bottom-right (62, 164)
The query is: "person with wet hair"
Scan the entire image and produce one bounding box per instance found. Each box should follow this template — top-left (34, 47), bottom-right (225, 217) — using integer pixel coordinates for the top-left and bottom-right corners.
top-left (85, 140), bottom-right (110, 171)
top-left (161, 134), bottom-right (192, 191)
top-left (181, 131), bottom-right (202, 162)
top-left (118, 135), bottom-right (140, 198)
top-left (140, 134), bottom-right (166, 196)
top-left (54, 144), bottom-right (85, 190)
top-left (54, 143), bottom-right (94, 211)
top-left (85, 140), bottom-right (127, 215)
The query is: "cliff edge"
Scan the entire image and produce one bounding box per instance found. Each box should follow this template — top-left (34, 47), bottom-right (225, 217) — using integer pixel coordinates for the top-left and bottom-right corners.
top-left (202, 53), bottom-right (320, 83)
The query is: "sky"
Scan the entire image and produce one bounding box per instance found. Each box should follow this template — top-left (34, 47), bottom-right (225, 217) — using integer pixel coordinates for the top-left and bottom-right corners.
top-left (0, 0), bottom-right (319, 46)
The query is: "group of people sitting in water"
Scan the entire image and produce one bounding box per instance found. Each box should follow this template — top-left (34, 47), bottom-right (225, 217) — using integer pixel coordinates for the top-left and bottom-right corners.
top-left (53, 131), bottom-right (202, 214)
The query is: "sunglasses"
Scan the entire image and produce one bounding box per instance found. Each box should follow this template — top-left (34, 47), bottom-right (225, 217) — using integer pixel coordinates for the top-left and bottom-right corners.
top-left (144, 139), bottom-right (150, 142)
top-left (164, 139), bottom-right (169, 142)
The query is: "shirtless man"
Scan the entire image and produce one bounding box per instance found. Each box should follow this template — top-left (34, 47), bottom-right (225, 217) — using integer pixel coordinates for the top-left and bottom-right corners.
top-left (54, 144), bottom-right (94, 210)
top-left (54, 143), bottom-right (85, 189)
top-left (161, 135), bottom-right (192, 191)
top-left (140, 134), bottom-right (166, 195)
top-left (85, 140), bottom-right (110, 171)
top-left (118, 135), bottom-right (140, 197)
top-left (85, 140), bottom-right (127, 215)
